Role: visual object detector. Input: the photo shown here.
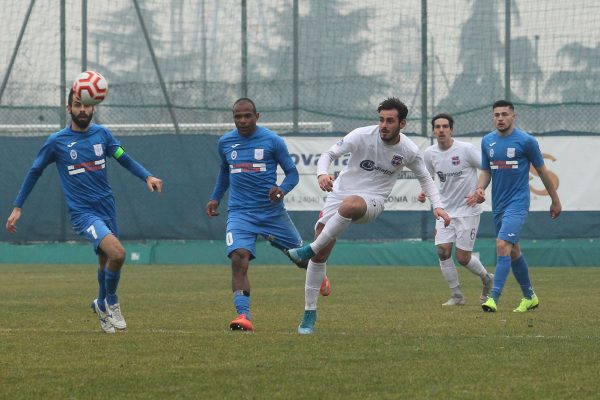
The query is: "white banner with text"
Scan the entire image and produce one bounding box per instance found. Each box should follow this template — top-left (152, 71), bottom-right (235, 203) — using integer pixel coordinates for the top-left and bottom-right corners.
top-left (278, 136), bottom-right (599, 212)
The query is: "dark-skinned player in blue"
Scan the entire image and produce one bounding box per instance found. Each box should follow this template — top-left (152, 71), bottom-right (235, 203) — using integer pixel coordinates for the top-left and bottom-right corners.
top-left (206, 98), bottom-right (327, 332)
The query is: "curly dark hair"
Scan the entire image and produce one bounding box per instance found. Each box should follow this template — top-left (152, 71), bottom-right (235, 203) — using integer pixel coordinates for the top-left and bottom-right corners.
top-left (377, 97), bottom-right (408, 120)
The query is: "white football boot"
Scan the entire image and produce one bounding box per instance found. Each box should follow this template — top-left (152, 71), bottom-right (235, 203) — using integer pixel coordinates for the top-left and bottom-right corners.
top-left (442, 295), bottom-right (466, 306)
top-left (105, 300), bottom-right (127, 330)
top-left (91, 299), bottom-right (115, 334)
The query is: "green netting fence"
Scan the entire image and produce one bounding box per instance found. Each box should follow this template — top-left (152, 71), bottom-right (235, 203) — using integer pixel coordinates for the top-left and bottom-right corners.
top-left (1, 0), bottom-right (599, 136)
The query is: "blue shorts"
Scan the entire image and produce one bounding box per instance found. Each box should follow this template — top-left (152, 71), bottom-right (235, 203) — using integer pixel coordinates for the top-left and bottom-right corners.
top-left (72, 213), bottom-right (119, 252)
top-left (225, 209), bottom-right (302, 260)
top-left (493, 209), bottom-right (528, 244)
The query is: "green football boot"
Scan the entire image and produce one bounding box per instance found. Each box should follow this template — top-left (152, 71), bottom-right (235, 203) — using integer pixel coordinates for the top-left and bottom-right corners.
top-left (481, 297), bottom-right (497, 312)
top-left (513, 294), bottom-right (539, 312)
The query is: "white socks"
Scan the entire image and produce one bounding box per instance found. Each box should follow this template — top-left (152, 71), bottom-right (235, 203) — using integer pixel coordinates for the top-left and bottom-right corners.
top-left (304, 260), bottom-right (326, 310)
top-left (464, 256), bottom-right (488, 279)
top-left (311, 212), bottom-right (352, 253)
top-left (440, 257), bottom-right (461, 293)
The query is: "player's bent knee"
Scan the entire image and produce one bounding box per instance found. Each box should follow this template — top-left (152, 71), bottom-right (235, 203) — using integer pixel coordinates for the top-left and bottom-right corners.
top-left (230, 248), bottom-right (251, 263)
top-left (456, 254), bottom-right (471, 266)
top-left (110, 246), bottom-right (126, 265)
top-left (436, 246), bottom-right (452, 261)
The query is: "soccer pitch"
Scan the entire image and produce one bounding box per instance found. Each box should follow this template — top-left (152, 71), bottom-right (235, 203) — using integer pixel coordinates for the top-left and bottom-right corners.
top-left (1, 264), bottom-right (598, 399)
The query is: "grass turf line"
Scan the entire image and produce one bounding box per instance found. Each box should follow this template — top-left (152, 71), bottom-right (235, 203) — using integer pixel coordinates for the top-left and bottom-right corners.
top-left (1, 264), bottom-right (599, 399)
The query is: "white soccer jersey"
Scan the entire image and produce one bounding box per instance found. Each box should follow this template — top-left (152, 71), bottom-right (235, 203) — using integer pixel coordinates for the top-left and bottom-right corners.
top-left (423, 139), bottom-right (482, 217)
top-left (317, 125), bottom-right (443, 209)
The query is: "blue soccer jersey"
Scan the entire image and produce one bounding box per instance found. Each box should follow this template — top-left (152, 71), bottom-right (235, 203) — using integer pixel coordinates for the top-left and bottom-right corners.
top-left (481, 127), bottom-right (544, 213)
top-left (210, 125), bottom-right (299, 214)
top-left (14, 124), bottom-right (136, 223)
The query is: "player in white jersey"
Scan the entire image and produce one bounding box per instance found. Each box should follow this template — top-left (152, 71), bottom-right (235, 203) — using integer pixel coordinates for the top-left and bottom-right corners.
top-left (287, 98), bottom-right (450, 334)
top-left (418, 114), bottom-right (493, 306)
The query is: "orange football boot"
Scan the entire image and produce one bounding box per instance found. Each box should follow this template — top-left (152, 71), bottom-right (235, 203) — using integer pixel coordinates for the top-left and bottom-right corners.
top-left (229, 314), bottom-right (254, 331)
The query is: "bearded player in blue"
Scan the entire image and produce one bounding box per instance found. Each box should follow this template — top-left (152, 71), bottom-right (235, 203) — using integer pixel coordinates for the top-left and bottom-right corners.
top-left (6, 89), bottom-right (163, 333)
top-left (206, 98), bottom-right (306, 332)
top-left (468, 100), bottom-right (561, 313)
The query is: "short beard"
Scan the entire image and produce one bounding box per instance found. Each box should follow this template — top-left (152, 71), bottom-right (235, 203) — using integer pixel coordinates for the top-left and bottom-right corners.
top-left (71, 111), bottom-right (93, 129)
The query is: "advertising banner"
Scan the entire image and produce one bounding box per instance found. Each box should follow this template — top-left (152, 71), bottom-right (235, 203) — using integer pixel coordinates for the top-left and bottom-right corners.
top-left (279, 135), bottom-right (599, 212)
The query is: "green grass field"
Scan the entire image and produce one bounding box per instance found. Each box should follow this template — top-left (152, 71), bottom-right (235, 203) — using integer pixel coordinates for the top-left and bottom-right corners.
top-left (1, 264), bottom-right (598, 399)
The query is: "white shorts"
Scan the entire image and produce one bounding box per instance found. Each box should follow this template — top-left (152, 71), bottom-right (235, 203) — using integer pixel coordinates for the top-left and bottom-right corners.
top-left (434, 214), bottom-right (480, 251)
top-left (316, 192), bottom-right (385, 228)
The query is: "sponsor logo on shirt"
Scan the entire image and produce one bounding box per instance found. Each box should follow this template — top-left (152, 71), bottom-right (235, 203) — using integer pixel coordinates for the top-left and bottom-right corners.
top-left (230, 163), bottom-right (267, 174)
top-left (437, 170), bottom-right (463, 182)
top-left (67, 141), bottom-right (77, 148)
top-left (359, 160), bottom-right (393, 175)
top-left (67, 159), bottom-right (106, 175)
top-left (490, 160), bottom-right (518, 169)
top-left (436, 171), bottom-right (446, 183)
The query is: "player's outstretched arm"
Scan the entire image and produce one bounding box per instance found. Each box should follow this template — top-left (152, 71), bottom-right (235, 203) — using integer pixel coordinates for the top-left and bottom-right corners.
top-left (6, 207), bottom-right (22, 233)
top-left (146, 176), bottom-right (163, 193)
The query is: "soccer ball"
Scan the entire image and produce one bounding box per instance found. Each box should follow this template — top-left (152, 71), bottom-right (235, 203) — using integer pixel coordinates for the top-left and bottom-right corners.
top-left (72, 71), bottom-right (108, 105)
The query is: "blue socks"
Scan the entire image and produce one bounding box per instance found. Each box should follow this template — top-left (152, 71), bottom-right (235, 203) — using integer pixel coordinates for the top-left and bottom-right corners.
top-left (105, 269), bottom-right (121, 306)
top-left (97, 268), bottom-right (107, 312)
top-left (511, 255), bottom-right (534, 299)
top-left (233, 290), bottom-right (251, 320)
top-left (490, 255), bottom-right (511, 303)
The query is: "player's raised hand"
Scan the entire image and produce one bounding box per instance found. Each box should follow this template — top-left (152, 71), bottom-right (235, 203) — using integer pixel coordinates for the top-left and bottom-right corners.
top-left (268, 187), bottom-right (285, 202)
top-left (206, 200), bottom-right (219, 217)
top-left (6, 207), bottom-right (21, 233)
top-left (417, 191), bottom-right (427, 203)
top-left (146, 176), bottom-right (163, 193)
top-left (434, 207), bottom-right (451, 227)
top-left (318, 174), bottom-right (335, 192)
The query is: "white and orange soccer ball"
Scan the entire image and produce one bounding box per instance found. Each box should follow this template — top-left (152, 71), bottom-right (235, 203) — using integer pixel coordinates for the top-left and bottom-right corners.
top-left (72, 70), bottom-right (108, 105)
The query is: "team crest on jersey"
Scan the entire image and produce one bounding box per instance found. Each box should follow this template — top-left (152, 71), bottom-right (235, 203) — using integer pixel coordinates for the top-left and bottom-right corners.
top-left (391, 154), bottom-right (403, 166)
top-left (70, 150), bottom-right (77, 160)
top-left (489, 148), bottom-right (494, 158)
top-left (231, 150), bottom-right (237, 160)
top-left (452, 156), bottom-right (460, 165)
top-left (254, 148), bottom-right (264, 160)
top-left (93, 144), bottom-right (103, 157)
top-left (507, 147), bottom-right (515, 158)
